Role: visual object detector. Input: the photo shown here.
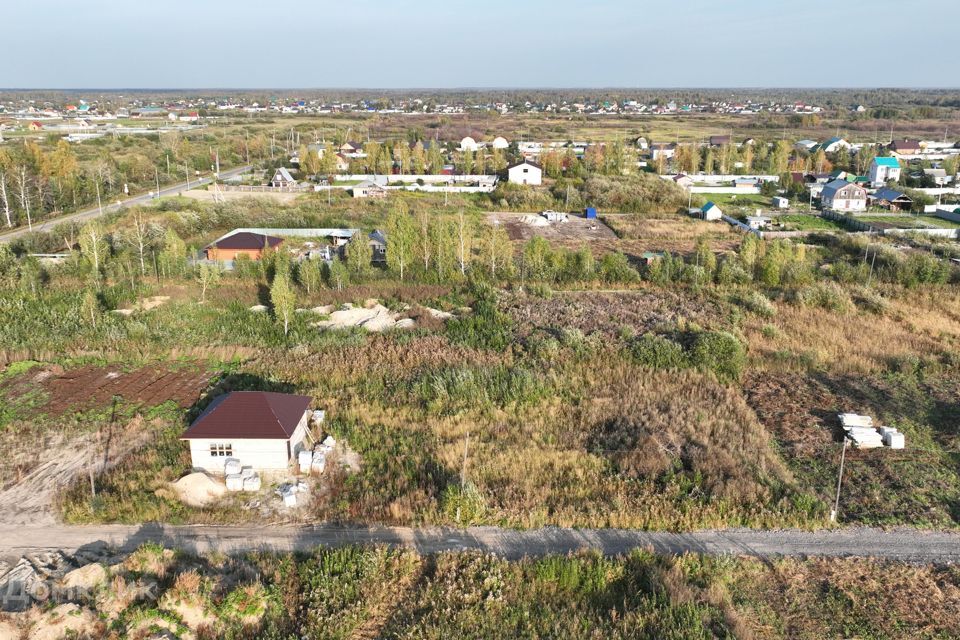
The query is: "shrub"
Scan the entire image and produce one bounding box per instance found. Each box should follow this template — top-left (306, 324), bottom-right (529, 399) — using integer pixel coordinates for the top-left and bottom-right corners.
top-left (440, 482), bottom-right (487, 525)
top-left (688, 331), bottom-right (746, 383)
top-left (446, 288), bottom-right (513, 351)
top-left (737, 291), bottom-right (776, 318)
top-left (794, 282), bottom-right (853, 313)
top-left (628, 334), bottom-right (688, 370)
top-left (597, 252), bottom-right (639, 284)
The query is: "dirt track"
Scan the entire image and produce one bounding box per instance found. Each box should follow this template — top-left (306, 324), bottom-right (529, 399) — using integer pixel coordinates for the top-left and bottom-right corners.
top-left (1, 523), bottom-right (959, 564)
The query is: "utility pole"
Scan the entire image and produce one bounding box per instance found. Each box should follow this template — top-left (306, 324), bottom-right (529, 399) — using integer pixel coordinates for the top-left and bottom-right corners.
top-left (830, 437), bottom-right (849, 523)
top-left (155, 167), bottom-right (160, 199)
top-left (460, 431), bottom-right (470, 489)
top-left (184, 163), bottom-right (190, 190)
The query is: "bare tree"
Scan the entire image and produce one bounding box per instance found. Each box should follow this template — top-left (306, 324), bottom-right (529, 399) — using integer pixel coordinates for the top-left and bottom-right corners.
top-left (129, 211), bottom-right (151, 276)
top-left (15, 166), bottom-right (31, 231)
top-left (0, 171), bottom-right (11, 227)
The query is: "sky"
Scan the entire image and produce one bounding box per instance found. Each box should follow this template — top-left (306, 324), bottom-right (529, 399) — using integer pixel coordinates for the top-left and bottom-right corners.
top-left (2, 0), bottom-right (959, 89)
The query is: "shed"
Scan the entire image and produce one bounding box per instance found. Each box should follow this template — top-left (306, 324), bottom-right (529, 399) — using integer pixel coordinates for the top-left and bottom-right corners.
top-left (181, 391), bottom-right (313, 473)
top-left (584, 207), bottom-right (597, 219)
top-left (700, 201), bottom-right (722, 221)
top-left (269, 167), bottom-right (297, 188)
top-left (772, 196), bottom-right (789, 209)
top-left (204, 232), bottom-right (283, 261)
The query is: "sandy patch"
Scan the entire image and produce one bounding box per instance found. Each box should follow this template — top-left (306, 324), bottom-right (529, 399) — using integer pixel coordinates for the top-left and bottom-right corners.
top-left (170, 473), bottom-right (226, 508)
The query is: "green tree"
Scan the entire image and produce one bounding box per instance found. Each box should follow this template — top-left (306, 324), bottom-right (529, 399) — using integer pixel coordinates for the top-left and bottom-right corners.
top-left (270, 269), bottom-right (296, 336)
top-left (345, 233), bottom-right (372, 279)
top-left (158, 228), bottom-right (187, 278)
top-left (386, 203), bottom-right (416, 280)
top-left (326, 258), bottom-right (349, 290)
top-left (196, 262), bottom-right (221, 303)
top-left (297, 258), bottom-right (323, 294)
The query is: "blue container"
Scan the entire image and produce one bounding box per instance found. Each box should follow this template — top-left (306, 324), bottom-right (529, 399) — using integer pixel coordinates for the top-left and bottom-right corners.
top-left (584, 207), bottom-right (597, 219)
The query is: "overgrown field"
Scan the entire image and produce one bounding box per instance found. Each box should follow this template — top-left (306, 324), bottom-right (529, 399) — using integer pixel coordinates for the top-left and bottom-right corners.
top-left (7, 543), bottom-right (960, 639)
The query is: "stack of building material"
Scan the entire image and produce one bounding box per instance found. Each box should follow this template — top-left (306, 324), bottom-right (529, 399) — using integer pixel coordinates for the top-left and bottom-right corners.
top-left (846, 427), bottom-right (884, 449)
top-left (225, 474), bottom-right (244, 491)
top-left (311, 410), bottom-right (326, 426)
top-left (224, 458), bottom-right (242, 475)
top-left (282, 490), bottom-right (297, 507)
top-left (880, 427), bottom-right (906, 449)
top-left (298, 450), bottom-right (314, 473)
top-left (311, 451), bottom-right (327, 474)
top-left (242, 473), bottom-right (261, 491)
top-left (839, 413), bottom-right (883, 448)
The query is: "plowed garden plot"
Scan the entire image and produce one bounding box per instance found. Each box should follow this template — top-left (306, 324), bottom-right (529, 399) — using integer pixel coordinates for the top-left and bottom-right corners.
top-left (501, 289), bottom-right (727, 339)
top-left (32, 364), bottom-right (213, 416)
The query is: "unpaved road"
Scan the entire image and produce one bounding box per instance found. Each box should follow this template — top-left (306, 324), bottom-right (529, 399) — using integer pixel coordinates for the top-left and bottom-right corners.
top-left (0, 523), bottom-right (958, 564)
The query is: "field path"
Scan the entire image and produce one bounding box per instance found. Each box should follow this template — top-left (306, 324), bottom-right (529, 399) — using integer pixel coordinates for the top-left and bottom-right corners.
top-left (0, 523), bottom-right (958, 564)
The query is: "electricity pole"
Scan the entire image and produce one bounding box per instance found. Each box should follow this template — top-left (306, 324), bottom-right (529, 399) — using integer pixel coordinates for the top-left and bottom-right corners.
top-left (830, 437), bottom-right (849, 523)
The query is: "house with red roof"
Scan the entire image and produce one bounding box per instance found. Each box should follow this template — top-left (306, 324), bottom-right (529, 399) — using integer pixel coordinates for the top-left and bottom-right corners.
top-left (181, 391), bottom-right (313, 473)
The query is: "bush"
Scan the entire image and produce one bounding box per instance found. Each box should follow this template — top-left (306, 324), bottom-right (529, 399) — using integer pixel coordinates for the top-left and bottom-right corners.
top-left (440, 482), bottom-right (487, 525)
top-left (597, 252), bottom-right (639, 284)
top-left (446, 290), bottom-right (514, 351)
top-left (737, 291), bottom-right (776, 318)
top-left (688, 331), bottom-right (747, 383)
top-left (794, 282), bottom-right (853, 313)
top-left (628, 334), bottom-right (688, 370)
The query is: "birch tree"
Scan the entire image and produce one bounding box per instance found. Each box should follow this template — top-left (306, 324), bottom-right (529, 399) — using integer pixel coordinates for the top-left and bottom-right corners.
top-left (386, 204), bottom-right (415, 280)
top-left (0, 171), bottom-right (11, 227)
top-left (79, 221), bottom-right (108, 275)
top-left (270, 270), bottom-right (295, 336)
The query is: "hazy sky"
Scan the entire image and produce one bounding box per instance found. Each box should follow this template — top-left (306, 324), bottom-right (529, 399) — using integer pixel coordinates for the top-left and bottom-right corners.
top-left (2, 0), bottom-right (958, 88)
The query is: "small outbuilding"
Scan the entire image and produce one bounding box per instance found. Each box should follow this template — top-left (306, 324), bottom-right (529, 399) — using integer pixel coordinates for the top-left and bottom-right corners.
top-left (269, 167), bottom-right (298, 188)
top-left (700, 201), bottom-right (723, 221)
top-left (772, 196), bottom-right (789, 209)
top-left (181, 391), bottom-right (313, 474)
top-left (204, 231), bottom-right (283, 261)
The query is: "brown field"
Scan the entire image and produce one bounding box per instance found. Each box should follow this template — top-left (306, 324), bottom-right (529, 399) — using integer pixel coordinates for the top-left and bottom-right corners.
top-left (29, 363), bottom-right (212, 416)
top-left (487, 211), bottom-right (618, 242)
top-left (501, 288), bottom-right (727, 339)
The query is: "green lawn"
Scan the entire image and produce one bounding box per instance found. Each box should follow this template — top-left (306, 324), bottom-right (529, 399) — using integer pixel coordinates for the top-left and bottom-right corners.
top-left (701, 193), bottom-right (770, 209)
top-left (775, 214), bottom-right (847, 231)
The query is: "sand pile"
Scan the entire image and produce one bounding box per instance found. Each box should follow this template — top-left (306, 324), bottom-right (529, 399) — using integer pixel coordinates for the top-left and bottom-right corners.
top-left (171, 472), bottom-right (227, 507)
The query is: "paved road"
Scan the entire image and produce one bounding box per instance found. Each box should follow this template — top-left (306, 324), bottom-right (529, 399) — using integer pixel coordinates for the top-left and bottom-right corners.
top-left (1, 524), bottom-right (958, 564)
top-left (0, 165), bottom-right (252, 244)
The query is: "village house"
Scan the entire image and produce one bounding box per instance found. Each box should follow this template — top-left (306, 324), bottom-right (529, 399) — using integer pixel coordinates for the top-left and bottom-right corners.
top-left (813, 137), bottom-right (851, 154)
top-left (352, 180), bottom-right (388, 198)
top-left (869, 188), bottom-right (912, 212)
top-left (672, 174), bottom-right (693, 189)
top-left (869, 156), bottom-right (901, 186)
top-left (369, 230), bottom-right (387, 263)
top-left (28, 121), bottom-right (43, 131)
top-left (507, 160), bottom-right (543, 186)
top-left (269, 167), bottom-right (297, 188)
top-left (181, 391), bottom-right (313, 474)
top-left (820, 179), bottom-right (867, 212)
top-left (204, 231), bottom-right (283, 261)
top-left (648, 142), bottom-right (676, 161)
top-left (889, 139), bottom-right (922, 156)
top-left (922, 168), bottom-right (951, 186)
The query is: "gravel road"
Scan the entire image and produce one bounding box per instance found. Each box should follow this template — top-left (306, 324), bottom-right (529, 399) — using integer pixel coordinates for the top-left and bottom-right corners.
top-left (0, 524), bottom-right (957, 564)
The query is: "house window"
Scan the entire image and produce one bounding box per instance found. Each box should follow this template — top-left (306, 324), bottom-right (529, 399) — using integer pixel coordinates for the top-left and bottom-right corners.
top-left (523, 168), bottom-right (529, 173)
top-left (210, 443), bottom-right (233, 457)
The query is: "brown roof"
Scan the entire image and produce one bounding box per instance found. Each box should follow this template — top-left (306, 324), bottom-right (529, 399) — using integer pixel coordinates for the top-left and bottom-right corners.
top-left (181, 391), bottom-right (311, 440)
top-left (209, 232), bottom-right (283, 251)
top-left (889, 139), bottom-right (920, 151)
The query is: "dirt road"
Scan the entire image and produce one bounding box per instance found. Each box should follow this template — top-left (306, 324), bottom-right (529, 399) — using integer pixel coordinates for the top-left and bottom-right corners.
top-left (0, 523), bottom-right (958, 564)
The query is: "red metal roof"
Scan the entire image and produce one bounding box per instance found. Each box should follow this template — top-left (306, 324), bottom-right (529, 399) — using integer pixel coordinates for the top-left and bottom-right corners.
top-left (181, 391), bottom-right (311, 440)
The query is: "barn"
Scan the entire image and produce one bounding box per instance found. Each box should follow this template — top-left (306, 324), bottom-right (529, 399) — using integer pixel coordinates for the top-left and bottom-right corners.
top-left (181, 391), bottom-right (313, 474)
